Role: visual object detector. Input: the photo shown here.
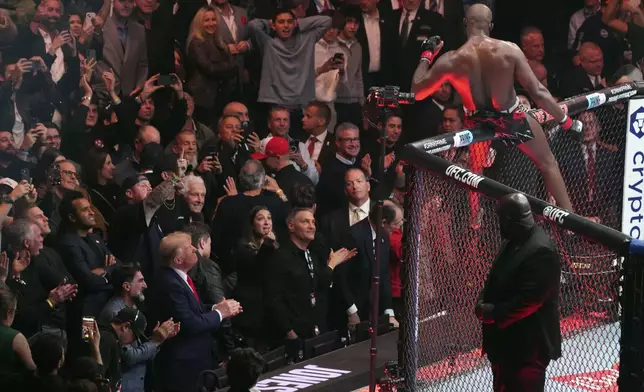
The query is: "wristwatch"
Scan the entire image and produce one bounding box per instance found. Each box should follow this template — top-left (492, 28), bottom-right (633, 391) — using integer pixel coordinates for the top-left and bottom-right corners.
top-left (1, 194), bottom-right (14, 204)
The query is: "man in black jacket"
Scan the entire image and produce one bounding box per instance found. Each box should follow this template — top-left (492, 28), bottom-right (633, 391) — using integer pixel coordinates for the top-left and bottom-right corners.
top-left (476, 193), bottom-right (561, 391)
top-left (265, 208), bottom-right (355, 348)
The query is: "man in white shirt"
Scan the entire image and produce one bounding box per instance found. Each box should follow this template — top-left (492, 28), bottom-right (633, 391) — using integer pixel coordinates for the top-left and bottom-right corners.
top-left (358, 0), bottom-right (384, 95)
top-left (260, 106), bottom-right (319, 183)
top-left (569, 0), bottom-right (601, 49)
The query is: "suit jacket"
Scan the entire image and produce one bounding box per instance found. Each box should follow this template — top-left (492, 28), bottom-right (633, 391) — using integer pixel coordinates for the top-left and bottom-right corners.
top-left (186, 38), bottom-right (238, 109)
top-left (57, 232), bottom-right (118, 317)
top-left (216, 5), bottom-right (250, 91)
top-left (480, 227), bottom-right (562, 363)
top-left (265, 239), bottom-right (333, 340)
top-left (551, 137), bottom-right (620, 226)
top-left (356, 5), bottom-right (392, 94)
top-left (101, 17), bottom-right (148, 96)
top-left (152, 267), bottom-right (221, 392)
top-left (317, 206), bottom-right (350, 250)
top-left (558, 66), bottom-right (601, 99)
top-left (316, 156), bottom-right (361, 216)
top-left (384, 7), bottom-right (447, 91)
top-left (333, 219), bottom-right (392, 321)
top-left (300, 131), bottom-right (336, 166)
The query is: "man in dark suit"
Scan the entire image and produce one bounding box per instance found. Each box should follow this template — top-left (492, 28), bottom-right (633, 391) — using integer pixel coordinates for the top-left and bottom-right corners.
top-left (265, 208), bottom-right (355, 347)
top-left (301, 101), bottom-right (336, 167)
top-left (559, 42), bottom-right (605, 99)
top-left (100, 0), bottom-right (148, 96)
top-left (551, 111), bottom-right (620, 228)
top-left (384, 0), bottom-right (447, 91)
top-left (476, 193), bottom-right (561, 391)
top-left (356, 0), bottom-right (391, 94)
top-left (215, 0), bottom-right (252, 99)
top-left (152, 232), bottom-right (241, 392)
top-left (318, 167), bottom-right (370, 249)
top-left (316, 122), bottom-right (362, 216)
top-left (332, 200), bottom-right (401, 331)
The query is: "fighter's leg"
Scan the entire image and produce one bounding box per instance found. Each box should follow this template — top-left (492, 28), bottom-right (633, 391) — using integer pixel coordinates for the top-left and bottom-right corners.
top-left (517, 115), bottom-right (574, 212)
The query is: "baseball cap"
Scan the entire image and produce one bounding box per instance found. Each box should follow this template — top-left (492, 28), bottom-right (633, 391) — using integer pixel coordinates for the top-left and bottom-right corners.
top-left (251, 136), bottom-right (290, 160)
top-left (122, 174), bottom-right (149, 192)
top-left (113, 307), bottom-right (147, 339)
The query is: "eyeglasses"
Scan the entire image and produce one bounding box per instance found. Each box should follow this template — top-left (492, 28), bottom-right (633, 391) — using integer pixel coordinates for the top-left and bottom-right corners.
top-left (338, 137), bottom-right (360, 143)
top-left (61, 170), bottom-right (78, 178)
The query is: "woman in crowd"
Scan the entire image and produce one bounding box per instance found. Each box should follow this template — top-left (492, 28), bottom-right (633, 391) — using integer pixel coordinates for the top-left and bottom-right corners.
top-left (186, 6), bottom-right (238, 127)
top-left (84, 148), bottom-right (119, 226)
top-left (231, 206), bottom-right (278, 352)
top-left (33, 148), bottom-right (66, 200)
top-left (0, 287), bottom-right (36, 389)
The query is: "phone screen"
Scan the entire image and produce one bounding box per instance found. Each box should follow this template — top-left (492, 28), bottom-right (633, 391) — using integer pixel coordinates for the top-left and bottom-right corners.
top-left (157, 75), bottom-right (174, 86)
top-left (82, 317), bottom-right (95, 341)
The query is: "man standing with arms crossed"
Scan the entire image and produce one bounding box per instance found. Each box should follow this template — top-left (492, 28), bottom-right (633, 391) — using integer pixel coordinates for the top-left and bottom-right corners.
top-left (410, 4), bottom-right (582, 212)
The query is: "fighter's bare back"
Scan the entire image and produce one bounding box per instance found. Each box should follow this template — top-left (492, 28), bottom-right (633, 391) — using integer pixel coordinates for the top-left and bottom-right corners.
top-left (415, 36), bottom-right (524, 113)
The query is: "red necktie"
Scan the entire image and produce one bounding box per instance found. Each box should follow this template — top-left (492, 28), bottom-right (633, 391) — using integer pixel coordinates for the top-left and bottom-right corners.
top-left (587, 147), bottom-right (596, 201)
top-left (186, 275), bottom-right (201, 303)
top-left (308, 136), bottom-right (318, 159)
top-left (323, 0), bottom-right (330, 10)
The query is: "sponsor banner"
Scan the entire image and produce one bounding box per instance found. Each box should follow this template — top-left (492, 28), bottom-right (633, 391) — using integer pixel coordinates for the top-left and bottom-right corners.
top-left (423, 138), bottom-right (448, 151)
top-left (586, 92), bottom-right (606, 109)
top-left (445, 165), bottom-right (484, 188)
top-left (607, 90), bottom-right (637, 103)
top-left (622, 98), bottom-right (644, 239)
top-left (452, 130), bottom-right (473, 148)
top-left (543, 205), bottom-right (570, 225)
top-left (256, 365), bottom-right (351, 391)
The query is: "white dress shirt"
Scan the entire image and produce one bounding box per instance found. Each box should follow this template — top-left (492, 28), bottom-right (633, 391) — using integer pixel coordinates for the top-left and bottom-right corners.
top-left (399, 8), bottom-right (418, 37)
top-left (306, 130), bottom-right (328, 161)
top-left (314, 0), bottom-right (334, 13)
top-left (172, 268), bottom-right (223, 319)
top-left (38, 28), bottom-right (65, 83)
top-left (349, 198), bottom-right (370, 226)
top-left (11, 99), bottom-right (24, 149)
top-left (220, 7), bottom-right (238, 42)
top-left (362, 11), bottom-right (382, 73)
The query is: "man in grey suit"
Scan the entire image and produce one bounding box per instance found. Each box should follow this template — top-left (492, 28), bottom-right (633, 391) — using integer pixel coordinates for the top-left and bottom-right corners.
top-left (100, 0), bottom-right (148, 96)
top-left (214, 0), bottom-right (252, 96)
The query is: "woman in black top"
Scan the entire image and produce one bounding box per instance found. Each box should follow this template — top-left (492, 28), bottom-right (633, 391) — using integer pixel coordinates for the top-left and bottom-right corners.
top-left (84, 148), bottom-right (120, 228)
top-left (231, 206), bottom-right (278, 353)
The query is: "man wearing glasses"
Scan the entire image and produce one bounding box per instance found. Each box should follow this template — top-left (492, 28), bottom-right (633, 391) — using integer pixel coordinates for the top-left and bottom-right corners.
top-left (315, 122), bottom-right (362, 216)
top-left (39, 160), bottom-right (81, 237)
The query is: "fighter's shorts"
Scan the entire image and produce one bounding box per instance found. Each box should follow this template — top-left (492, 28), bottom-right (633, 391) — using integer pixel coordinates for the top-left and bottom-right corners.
top-left (464, 97), bottom-right (534, 148)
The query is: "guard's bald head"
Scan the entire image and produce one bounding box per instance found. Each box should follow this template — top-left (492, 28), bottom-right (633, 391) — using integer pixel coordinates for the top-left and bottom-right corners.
top-left (465, 4), bottom-right (493, 38)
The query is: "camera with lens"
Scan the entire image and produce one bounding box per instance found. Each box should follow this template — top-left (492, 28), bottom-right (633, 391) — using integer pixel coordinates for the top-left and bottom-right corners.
top-left (368, 86), bottom-right (415, 109)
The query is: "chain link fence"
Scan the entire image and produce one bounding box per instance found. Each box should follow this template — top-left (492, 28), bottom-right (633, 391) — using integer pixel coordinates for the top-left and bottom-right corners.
top-left (402, 104), bottom-right (626, 391)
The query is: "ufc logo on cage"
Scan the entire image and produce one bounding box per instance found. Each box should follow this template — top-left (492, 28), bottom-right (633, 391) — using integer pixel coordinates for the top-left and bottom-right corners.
top-left (630, 107), bottom-right (644, 139)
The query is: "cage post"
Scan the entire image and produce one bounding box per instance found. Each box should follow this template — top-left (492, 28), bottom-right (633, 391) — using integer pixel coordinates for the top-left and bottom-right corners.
top-left (619, 239), bottom-right (644, 390)
top-left (400, 168), bottom-right (423, 391)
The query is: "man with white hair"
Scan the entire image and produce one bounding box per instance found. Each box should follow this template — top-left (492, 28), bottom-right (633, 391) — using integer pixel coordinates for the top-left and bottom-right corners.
top-left (152, 231), bottom-right (242, 392)
top-left (180, 174), bottom-right (207, 219)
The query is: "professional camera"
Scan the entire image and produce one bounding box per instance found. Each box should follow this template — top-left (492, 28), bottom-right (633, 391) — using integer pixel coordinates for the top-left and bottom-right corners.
top-left (367, 86), bottom-right (415, 109)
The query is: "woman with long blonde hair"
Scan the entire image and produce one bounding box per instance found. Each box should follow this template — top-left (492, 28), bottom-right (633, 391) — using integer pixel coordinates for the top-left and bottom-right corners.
top-left (186, 6), bottom-right (238, 127)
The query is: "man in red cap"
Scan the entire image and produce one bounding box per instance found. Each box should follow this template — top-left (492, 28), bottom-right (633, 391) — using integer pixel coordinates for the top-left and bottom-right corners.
top-left (252, 137), bottom-right (314, 202)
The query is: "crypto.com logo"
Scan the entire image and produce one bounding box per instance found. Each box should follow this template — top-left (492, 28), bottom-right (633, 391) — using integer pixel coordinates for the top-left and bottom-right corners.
top-left (631, 106), bottom-right (644, 138)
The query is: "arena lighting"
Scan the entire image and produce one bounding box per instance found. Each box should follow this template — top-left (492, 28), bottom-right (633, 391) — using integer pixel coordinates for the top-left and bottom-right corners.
top-left (396, 83), bottom-right (644, 391)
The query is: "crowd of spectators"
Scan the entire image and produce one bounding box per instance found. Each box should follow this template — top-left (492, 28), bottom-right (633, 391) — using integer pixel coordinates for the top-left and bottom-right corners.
top-left (0, 0), bottom-right (641, 390)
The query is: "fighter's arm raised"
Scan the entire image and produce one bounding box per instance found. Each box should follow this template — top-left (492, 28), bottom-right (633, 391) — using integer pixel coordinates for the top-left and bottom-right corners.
top-left (513, 45), bottom-right (566, 123)
top-left (411, 51), bottom-right (454, 102)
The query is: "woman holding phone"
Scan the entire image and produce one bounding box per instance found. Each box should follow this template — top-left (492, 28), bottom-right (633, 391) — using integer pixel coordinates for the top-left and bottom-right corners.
top-left (186, 6), bottom-right (238, 128)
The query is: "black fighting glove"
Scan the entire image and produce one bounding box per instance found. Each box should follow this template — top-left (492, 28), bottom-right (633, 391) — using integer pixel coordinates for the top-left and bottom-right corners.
top-left (420, 35), bottom-right (443, 64)
top-left (560, 115), bottom-right (584, 141)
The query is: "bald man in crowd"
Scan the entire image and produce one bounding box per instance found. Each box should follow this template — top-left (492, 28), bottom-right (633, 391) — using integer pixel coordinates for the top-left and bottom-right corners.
top-left (560, 42), bottom-right (605, 98)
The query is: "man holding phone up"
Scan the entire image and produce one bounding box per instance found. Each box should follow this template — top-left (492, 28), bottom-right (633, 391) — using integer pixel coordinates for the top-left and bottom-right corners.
top-left (13, 0), bottom-right (80, 91)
